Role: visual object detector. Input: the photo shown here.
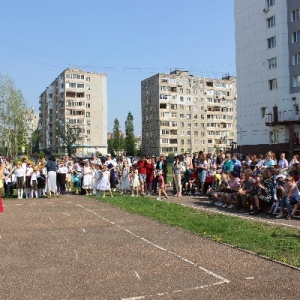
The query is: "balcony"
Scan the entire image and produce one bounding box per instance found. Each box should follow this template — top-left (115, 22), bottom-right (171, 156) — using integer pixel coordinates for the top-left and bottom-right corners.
top-left (265, 110), bottom-right (300, 126)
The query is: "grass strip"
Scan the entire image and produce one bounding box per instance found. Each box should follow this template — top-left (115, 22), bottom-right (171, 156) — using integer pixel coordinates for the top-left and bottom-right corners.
top-left (95, 195), bottom-right (300, 268)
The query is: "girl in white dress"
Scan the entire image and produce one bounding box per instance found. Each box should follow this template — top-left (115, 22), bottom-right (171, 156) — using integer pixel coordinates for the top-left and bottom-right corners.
top-left (92, 164), bottom-right (101, 196)
top-left (130, 166), bottom-right (139, 197)
top-left (82, 161), bottom-right (93, 195)
top-left (121, 161), bottom-right (130, 195)
top-left (97, 165), bottom-right (113, 197)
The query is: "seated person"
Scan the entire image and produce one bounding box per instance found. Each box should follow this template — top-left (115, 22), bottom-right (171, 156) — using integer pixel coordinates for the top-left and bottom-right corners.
top-left (183, 169), bottom-right (197, 195)
top-left (236, 169), bottom-right (255, 211)
top-left (222, 171), bottom-right (241, 209)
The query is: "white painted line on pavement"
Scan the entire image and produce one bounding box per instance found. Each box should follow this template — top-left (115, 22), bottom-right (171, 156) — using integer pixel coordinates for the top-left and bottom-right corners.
top-left (80, 227), bottom-right (86, 233)
top-left (76, 203), bottom-right (230, 295)
top-left (134, 271), bottom-right (141, 280)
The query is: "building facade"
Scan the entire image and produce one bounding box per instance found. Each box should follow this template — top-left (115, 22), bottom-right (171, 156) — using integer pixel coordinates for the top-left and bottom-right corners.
top-left (141, 70), bottom-right (237, 156)
top-left (234, 0), bottom-right (300, 157)
top-left (39, 68), bottom-right (107, 156)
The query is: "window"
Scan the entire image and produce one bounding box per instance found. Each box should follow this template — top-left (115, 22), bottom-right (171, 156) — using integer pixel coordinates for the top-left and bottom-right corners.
top-left (86, 112), bottom-right (90, 117)
top-left (269, 79), bottom-right (277, 90)
top-left (86, 85), bottom-right (91, 90)
top-left (77, 83), bottom-right (84, 88)
top-left (86, 103), bottom-right (90, 108)
top-left (180, 96), bottom-right (184, 102)
top-left (292, 31), bottom-right (300, 43)
top-left (267, 16), bottom-right (276, 28)
top-left (86, 76), bottom-right (90, 81)
top-left (267, 36), bottom-right (276, 48)
top-left (292, 75), bottom-right (300, 88)
top-left (86, 94), bottom-right (90, 99)
top-left (268, 57), bottom-right (277, 69)
top-left (293, 53), bottom-right (300, 65)
top-left (267, 0), bottom-right (275, 7)
top-left (291, 9), bottom-right (300, 22)
top-left (68, 83), bottom-right (76, 88)
top-left (87, 130), bottom-right (90, 134)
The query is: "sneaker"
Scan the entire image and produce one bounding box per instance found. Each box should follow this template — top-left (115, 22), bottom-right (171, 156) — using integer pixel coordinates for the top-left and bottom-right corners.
top-left (214, 201), bottom-right (222, 207)
top-left (156, 197), bottom-right (161, 200)
top-left (164, 196), bottom-right (169, 199)
top-left (276, 214), bottom-right (284, 218)
top-left (228, 205), bottom-right (235, 209)
top-left (222, 204), bottom-right (228, 208)
top-left (194, 192), bottom-right (201, 196)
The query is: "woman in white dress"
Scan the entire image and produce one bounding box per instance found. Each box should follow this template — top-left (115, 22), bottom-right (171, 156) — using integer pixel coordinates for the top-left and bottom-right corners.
top-left (121, 161), bottom-right (130, 195)
top-left (97, 165), bottom-right (113, 197)
top-left (82, 161), bottom-right (93, 195)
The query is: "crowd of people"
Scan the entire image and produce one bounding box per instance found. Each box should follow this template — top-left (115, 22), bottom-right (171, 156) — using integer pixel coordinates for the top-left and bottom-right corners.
top-left (0, 150), bottom-right (299, 219)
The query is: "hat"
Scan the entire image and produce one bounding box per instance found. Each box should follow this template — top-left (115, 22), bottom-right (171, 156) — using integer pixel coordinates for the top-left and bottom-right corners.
top-left (275, 174), bottom-right (286, 180)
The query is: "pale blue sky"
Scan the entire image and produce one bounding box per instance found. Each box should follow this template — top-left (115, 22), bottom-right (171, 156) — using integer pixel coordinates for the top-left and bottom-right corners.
top-left (0, 0), bottom-right (235, 135)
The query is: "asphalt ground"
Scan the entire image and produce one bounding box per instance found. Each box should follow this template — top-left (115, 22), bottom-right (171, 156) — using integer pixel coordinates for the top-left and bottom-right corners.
top-left (1, 194), bottom-right (300, 300)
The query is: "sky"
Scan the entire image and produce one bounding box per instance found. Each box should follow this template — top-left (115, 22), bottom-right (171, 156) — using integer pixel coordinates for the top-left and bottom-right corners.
top-left (0, 0), bottom-right (235, 135)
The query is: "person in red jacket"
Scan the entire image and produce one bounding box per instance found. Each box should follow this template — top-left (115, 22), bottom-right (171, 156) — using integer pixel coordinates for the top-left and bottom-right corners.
top-left (137, 156), bottom-right (147, 196)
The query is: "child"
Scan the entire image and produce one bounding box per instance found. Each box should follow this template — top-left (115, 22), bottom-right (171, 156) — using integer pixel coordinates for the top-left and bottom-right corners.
top-left (30, 166), bottom-right (39, 198)
top-left (207, 173), bottom-right (221, 204)
top-left (25, 161), bottom-right (33, 198)
top-left (121, 161), bottom-right (131, 195)
top-left (92, 164), bottom-right (101, 196)
top-left (37, 165), bottom-right (46, 197)
top-left (97, 165), bottom-right (113, 198)
top-left (268, 174), bottom-right (285, 216)
top-left (130, 166), bottom-right (139, 197)
top-left (71, 169), bottom-right (81, 195)
top-left (157, 170), bottom-right (169, 200)
top-left (5, 167), bottom-right (16, 198)
top-left (15, 161), bottom-right (25, 199)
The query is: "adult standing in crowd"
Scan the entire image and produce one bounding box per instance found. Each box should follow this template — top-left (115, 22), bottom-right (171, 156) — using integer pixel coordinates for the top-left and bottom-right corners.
top-left (46, 155), bottom-right (57, 199)
top-left (173, 156), bottom-right (183, 197)
top-left (156, 153), bottom-right (168, 185)
top-left (105, 154), bottom-right (117, 191)
top-left (137, 156), bottom-right (147, 196)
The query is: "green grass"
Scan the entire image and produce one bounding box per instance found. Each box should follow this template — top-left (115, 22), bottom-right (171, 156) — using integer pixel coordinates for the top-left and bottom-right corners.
top-left (95, 194), bottom-right (300, 268)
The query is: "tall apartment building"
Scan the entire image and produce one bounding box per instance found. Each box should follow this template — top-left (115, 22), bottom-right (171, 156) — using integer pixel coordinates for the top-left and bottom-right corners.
top-left (39, 68), bottom-right (107, 156)
top-left (141, 70), bottom-right (237, 156)
top-left (235, 0), bottom-right (300, 157)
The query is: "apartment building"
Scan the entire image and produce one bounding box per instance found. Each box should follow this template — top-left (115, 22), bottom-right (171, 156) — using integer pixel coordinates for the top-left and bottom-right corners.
top-left (235, 0), bottom-right (300, 157)
top-left (141, 70), bottom-right (237, 156)
top-left (39, 68), bottom-right (107, 156)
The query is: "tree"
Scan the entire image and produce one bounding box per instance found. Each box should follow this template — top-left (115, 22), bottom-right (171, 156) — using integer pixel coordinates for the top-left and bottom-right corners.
top-left (125, 112), bottom-right (136, 156)
top-left (55, 120), bottom-right (85, 156)
top-left (31, 128), bottom-right (41, 153)
top-left (112, 118), bottom-right (125, 155)
top-left (0, 74), bottom-right (28, 159)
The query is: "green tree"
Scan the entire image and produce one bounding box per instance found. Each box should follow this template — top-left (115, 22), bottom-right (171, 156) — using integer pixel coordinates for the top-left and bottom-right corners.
top-left (125, 112), bottom-right (136, 156)
top-left (55, 120), bottom-right (85, 156)
top-left (107, 138), bottom-right (115, 156)
top-left (31, 128), bottom-right (41, 153)
top-left (113, 118), bottom-right (125, 155)
top-left (0, 74), bottom-right (28, 159)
